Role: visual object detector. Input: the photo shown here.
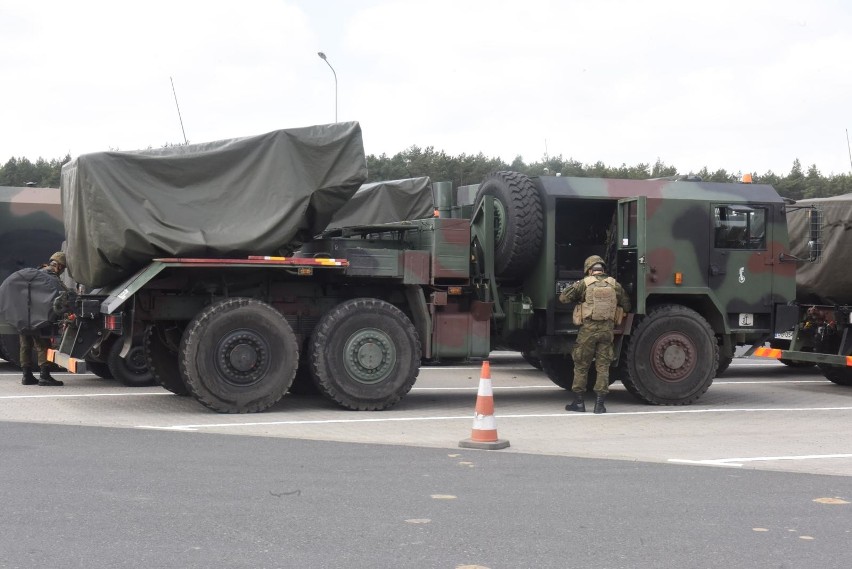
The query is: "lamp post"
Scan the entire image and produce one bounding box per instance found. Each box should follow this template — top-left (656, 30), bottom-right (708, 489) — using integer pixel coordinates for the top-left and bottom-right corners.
top-left (317, 51), bottom-right (337, 123)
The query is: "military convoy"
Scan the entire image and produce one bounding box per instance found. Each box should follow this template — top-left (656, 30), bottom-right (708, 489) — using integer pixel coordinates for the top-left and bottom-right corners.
top-left (35, 120), bottom-right (844, 414)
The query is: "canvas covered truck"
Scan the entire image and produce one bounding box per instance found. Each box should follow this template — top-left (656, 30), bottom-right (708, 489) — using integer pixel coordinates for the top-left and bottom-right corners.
top-left (753, 194), bottom-right (852, 386)
top-left (48, 121), bottom-right (809, 412)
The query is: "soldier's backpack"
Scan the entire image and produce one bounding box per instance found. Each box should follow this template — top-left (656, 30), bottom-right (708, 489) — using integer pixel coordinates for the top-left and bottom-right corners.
top-left (578, 275), bottom-right (618, 322)
top-left (0, 267), bottom-right (64, 333)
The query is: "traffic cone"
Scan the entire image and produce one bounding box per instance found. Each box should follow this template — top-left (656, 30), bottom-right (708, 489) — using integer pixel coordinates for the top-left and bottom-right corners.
top-left (459, 360), bottom-right (510, 450)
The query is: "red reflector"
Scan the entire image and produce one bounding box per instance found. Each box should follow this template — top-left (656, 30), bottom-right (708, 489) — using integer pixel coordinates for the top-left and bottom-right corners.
top-left (105, 315), bottom-right (120, 331)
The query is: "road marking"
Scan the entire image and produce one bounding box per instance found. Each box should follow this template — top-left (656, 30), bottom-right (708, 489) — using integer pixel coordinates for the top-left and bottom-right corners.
top-left (669, 454), bottom-right (852, 468)
top-left (137, 406), bottom-right (852, 431)
top-left (0, 392), bottom-right (169, 400)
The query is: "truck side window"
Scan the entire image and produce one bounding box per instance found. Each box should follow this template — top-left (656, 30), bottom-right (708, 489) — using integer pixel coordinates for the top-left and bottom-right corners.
top-left (714, 206), bottom-right (766, 250)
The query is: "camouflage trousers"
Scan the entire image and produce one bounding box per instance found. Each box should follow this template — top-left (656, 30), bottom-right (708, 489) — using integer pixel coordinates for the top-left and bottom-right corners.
top-left (571, 321), bottom-right (614, 395)
top-left (20, 334), bottom-right (50, 367)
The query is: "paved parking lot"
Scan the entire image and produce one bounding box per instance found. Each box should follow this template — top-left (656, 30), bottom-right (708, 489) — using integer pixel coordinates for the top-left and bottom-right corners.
top-left (2, 354), bottom-right (851, 477)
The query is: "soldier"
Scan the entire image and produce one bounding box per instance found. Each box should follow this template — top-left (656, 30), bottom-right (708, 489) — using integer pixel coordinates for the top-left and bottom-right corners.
top-left (19, 252), bottom-right (67, 386)
top-left (558, 255), bottom-right (630, 413)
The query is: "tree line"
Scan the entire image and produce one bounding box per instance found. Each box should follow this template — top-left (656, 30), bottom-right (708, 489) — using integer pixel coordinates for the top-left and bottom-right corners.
top-left (3, 149), bottom-right (851, 201)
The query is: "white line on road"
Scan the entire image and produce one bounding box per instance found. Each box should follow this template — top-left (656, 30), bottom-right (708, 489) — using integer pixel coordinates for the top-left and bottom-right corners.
top-left (137, 405), bottom-right (852, 431)
top-left (0, 392), bottom-right (169, 400)
top-left (668, 454), bottom-right (852, 467)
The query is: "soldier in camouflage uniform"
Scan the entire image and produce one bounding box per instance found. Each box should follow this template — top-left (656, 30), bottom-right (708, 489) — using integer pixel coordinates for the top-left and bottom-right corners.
top-left (558, 255), bottom-right (630, 413)
top-left (19, 252), bottom-right (67, 386)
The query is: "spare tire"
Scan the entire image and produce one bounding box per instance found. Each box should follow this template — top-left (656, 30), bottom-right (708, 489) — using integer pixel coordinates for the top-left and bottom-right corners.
top-left (474, 171), bottom-right (544, 280)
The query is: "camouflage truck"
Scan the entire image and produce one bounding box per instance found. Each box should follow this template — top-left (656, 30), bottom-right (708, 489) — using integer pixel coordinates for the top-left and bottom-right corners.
top-left (0, 185), bottom-right (64, 365)
top-left (469, 171), bottom-right (800, 405)
top-left (753, 194), bottom-right (852, 386)
top-left (48, 124), bottom-right (806, 413)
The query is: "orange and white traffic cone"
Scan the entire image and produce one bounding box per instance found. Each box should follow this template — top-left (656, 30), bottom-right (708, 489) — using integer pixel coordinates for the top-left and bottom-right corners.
top-left (459, 360), bottom-right (510, 450)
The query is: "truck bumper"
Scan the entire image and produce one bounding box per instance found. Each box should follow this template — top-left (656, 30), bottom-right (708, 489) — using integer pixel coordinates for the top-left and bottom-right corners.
top-left (753, 346), bottom-right (852, 367)
top-left (47, 349), bottom-right (88, 374)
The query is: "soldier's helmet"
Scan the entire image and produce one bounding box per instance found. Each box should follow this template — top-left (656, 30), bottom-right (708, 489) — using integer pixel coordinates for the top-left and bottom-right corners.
top-left (49, 252), bottom-right (67, 267)
top-left (583, 255), bottom-right (606, 274)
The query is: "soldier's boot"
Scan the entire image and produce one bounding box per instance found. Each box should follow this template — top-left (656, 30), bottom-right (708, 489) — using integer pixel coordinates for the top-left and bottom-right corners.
top-left (38, 364), bottom-right (63, 386)
top-left (593, 394), bottom-right (607, 414)
top-left (565, 393), bottom-right (585, 412)
top-left (21, 366), bottom-right (39, 385)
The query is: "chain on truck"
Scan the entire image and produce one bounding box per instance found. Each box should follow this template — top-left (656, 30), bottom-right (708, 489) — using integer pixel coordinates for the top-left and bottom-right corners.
top-left (46, 122), bottom-right (850, 413)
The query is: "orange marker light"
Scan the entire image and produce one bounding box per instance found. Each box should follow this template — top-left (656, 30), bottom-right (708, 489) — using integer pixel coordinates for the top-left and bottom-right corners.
top-left (742, 173), bottom-right (753, 184)
top-left (448, 286), bottom-right (463, 295)
top-left (674, 272), bottom-right (683, 285)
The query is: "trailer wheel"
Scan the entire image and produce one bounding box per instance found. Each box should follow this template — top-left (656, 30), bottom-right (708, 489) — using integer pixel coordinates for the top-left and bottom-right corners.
top-left (144, 325), bottom-right (189, 395)
top-left (624, 305), bottom-right (717, 405)
top-left (106, 339), bottom-right (155, 387)
top-left (540, 353), bottom-right (604, 391)
top-left (474, 171), bottom-right (544, 280)
top-left (818, 364), bottom-right (852, 386)
top-left (310, 298), bottom-right (420, 410)
top-left (179, 298), bottom-right (298, 413)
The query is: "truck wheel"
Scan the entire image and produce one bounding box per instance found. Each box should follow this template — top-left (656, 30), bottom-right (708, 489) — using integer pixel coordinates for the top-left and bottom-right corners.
top-left (521, 350), bottom-right (543, 370)
top-left (310, 298), bottom-right (420, 410)
top-left (144, 325), bottom-right (188, 395)
top-left (179, 298), bottom-right (298, 413)
top-left (818, 364), bottom-right (852, 386)
top-left (107, 339), bottom-right (156, 387)
top-left (540, 353), bottom-right (603, 391)
top-left (86, 360), bottom-right (114, 379)
top-left (474, 171), bottom-right (543, 280)
top-left (716, 355), bottom-right (733, 376)
top-left (624, 305), bottom-right (717, 405)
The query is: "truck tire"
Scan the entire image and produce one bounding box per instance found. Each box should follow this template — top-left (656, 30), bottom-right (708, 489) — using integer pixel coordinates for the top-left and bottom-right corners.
top-left (474, 171), bottom-right (544, 280)
top-left (144, 325), bottom-right (189, 395)
top-left (539, 353), bottom-right (602, 391)
top-left (624, 305), bottom-right (717, 405)
top-left (716, 355), bottom-right (733, 376)
top-left (86, 360), bottom-right (114, 379)
top-left (310, 298), bottom-right (420, 410)
top-left (818, 364), bottom-right (852, 386)
top-left (107, 339), bottom-right (156, 387)
top-left (521, 350), bottom-right (543, 370)
top-left (179, 298), bottom-right (298, 413)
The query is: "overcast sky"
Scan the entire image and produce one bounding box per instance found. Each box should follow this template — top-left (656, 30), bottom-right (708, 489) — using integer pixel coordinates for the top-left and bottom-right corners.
top-left (3, 0), bottom-right (852, 176)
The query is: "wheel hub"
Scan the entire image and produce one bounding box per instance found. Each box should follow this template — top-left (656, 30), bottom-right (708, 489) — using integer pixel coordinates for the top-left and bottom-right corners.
top-left (216, 329), bottom-right (268, 386)
top-left (650, 332), bottom-right (696, 382)
top-left (126, 346), bottom-right (149, 375)
top-left (344, 328), bottom-right (396, 384)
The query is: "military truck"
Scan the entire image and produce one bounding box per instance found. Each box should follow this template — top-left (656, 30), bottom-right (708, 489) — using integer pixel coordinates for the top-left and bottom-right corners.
top-left (0, 185), bottom-right (65, 365)
top-left (48, 122), bottom-right (807, 412)
top-left (753, 194), bottom-right (852, 386)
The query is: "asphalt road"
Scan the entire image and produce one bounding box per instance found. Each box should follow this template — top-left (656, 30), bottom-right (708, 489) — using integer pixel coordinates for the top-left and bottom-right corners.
top-left (1, 354), bottom-right (851, 568)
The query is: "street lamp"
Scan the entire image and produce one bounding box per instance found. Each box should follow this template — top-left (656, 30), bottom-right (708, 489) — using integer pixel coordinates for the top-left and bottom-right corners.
top-left (317, 51), bottom-right (337, 123)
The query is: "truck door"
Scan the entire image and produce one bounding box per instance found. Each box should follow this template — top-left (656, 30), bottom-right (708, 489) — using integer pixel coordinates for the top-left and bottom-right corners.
top-left (708, 204), bottom-right (773, 328)
top-left (616, 197), bottom-right (646, 314)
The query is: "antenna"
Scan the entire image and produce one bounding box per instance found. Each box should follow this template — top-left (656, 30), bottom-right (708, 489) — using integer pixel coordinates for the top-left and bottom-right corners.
top-left (170, 76), bottom-right (188, 145)
top-left (847, 129), bottom-right (852, 173)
